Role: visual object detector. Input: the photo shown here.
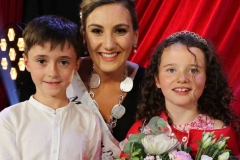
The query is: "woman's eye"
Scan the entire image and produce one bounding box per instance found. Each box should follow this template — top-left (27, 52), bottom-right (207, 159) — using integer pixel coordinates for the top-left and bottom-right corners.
top-left (60, 60), bottom-right (69, 66)
top-left (167, 69), bottom-right (175, 73)
top-left (91, 29), bottom-right (103, 34)
top-left (37, 59), bottom-right (46, 65)
top-left (115, 28), bottom-right (127, 35)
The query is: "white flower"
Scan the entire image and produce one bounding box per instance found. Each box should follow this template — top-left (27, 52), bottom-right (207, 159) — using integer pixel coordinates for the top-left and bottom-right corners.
top-left (218, 152), bottom-right (229, 160)
top-left (202, 137), bottom-right (212, 148)
top-left (141, 134), bottom-right (179, 155)
top-left (201, 155), bottom-right (213, 160)
top-left (202, 132), bottom-right (211, 143)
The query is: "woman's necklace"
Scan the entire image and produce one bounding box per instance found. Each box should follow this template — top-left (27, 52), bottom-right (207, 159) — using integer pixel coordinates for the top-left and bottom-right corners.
top-left (88, 65), bottom-right (133, 132)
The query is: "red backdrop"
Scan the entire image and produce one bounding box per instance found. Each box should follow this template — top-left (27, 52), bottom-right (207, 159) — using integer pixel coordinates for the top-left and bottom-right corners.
top-left (0, 0), bottom-right (23, 29)
top-left (130, 0), bottom-right (240, 117)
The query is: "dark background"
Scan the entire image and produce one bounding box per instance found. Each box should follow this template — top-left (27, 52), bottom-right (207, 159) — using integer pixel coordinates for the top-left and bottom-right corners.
top-left (23, 0), bottom-right (82, 25)
top-left (17, 0), bottom-right (82, 102)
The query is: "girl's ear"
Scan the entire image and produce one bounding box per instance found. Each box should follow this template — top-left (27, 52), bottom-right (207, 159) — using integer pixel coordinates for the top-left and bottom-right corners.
top-left (154, 75), bottom-right (161, 88)
top-left (22, 53), bottom-right (30, 72)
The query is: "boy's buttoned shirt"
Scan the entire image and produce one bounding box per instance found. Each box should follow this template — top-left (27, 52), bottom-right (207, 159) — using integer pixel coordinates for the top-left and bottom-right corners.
top-left (0, 96), bottom-right (101, 160)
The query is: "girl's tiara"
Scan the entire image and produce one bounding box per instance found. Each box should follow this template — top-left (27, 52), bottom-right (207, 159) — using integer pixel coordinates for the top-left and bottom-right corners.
top-left (168, 30), bottom-right (208, 45)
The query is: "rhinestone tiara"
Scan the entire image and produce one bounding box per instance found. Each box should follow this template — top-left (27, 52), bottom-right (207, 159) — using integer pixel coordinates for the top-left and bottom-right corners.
top-left (167, 30), bottom-right (208, 45)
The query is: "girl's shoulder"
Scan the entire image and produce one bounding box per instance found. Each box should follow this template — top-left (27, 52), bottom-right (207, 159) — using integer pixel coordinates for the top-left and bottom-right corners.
top-left (127, 120), bottom-right (143, 136)
top-left (213, 119), bottom-right (225, 129)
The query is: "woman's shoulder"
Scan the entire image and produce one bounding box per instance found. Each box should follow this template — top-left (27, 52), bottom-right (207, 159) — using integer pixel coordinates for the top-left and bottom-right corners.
top-left (126, 61), bottom-right (145, 81)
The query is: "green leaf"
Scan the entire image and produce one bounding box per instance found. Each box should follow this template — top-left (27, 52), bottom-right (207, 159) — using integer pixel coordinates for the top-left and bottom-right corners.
top-left (185, 147), bottom-right (192, 153)
top-left (196, 141), bottom-right (201, 147)
top-left (157, 118), bottom-right (166, 128)
top-left (131, 157), bottom-right (140, 160)
top-left (124, 133), bottom-right (146, 154)
top-left (131, 148), bottom-right (142, 156)
top-left (123, 141), bottom-right (132, 154)
top-left (148, 116), bottom-right (166, 134)
top-left (128, 133), bottom-right (146, 143)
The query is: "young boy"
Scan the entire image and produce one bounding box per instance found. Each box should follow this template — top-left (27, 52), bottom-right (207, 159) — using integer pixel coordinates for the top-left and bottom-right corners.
top-left (0, 15), bottom-right (101, 160)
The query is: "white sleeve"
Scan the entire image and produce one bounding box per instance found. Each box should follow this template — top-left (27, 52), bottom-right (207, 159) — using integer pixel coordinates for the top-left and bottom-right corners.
top-left (0, 109), bottom-right (21, 160)
top-left (86, 113), bottom-right (102, 160)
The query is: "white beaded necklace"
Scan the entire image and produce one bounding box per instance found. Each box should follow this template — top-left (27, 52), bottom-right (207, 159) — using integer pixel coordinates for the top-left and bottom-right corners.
top-left (88, 65), bottom-right (133, 131)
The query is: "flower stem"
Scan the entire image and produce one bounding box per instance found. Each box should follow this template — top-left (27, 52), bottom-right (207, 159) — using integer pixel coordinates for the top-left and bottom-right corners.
top-left (195, 146), bottom-right (203, 160)
top-left (212, 149), bottom-right (219, 158)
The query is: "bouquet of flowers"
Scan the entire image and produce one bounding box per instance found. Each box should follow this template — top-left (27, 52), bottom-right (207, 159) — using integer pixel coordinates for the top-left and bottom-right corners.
top-left (119, 116), bottom-right (236, 160)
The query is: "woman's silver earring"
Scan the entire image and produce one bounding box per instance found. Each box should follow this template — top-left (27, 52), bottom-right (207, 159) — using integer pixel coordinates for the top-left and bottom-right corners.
top-left (133, 43), bottom-right (137, 53)
top-left (83, 42), bottom-right (89, 56)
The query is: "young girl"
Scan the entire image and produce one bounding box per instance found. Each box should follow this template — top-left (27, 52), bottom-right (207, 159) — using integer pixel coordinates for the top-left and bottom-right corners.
top-left (121, 30), bottom-right (240, 158)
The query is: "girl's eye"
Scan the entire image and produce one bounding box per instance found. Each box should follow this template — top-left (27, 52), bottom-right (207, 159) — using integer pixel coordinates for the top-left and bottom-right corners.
top-left (167, 69), bottom-right (175, 73)
top-left (189, 68), bottom-right (198, 74)
top-left (60, 60), bottom-right (69, 66)
top-left (37, 59), bottom-right (46, 65)
top-left (91, 29), bottom-right (103, 34)
top-left (115, 28), bottom-right (127, 35)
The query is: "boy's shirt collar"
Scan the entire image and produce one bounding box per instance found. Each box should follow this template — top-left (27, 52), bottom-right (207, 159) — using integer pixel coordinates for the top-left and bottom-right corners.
top-left (29, 96), bottom-right (72, 114)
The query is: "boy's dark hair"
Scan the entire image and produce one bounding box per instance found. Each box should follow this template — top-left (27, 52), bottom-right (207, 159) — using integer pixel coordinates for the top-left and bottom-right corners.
top-left (137, 31), bottom-right (240, 132)
top-left (23, 15), bottom-right (83, 59)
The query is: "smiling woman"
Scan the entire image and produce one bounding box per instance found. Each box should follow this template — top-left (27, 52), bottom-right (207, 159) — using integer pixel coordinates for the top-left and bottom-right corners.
top-left (66, 0), bottom-right (145, 159)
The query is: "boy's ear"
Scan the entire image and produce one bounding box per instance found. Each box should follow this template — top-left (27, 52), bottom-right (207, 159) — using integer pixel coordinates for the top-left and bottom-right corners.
top-left (74, 57), bottom-right (81, 75)
top-left (154, 75), bottom-right (161, 88)
top-left (22, 54), bottom-right (30, 72)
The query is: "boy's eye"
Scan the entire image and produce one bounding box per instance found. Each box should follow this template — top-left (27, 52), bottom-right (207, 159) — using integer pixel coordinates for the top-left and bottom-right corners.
top-left (91, 29), bottom-right (103, 34)
top-left (115, 28), bottom-right (127, 35)
top-left (167, 69), bottom-right (175, 73)
top-left (60, 60), bottom-right (69, 66)
top-left (37, 59), bottom-right (46, 65)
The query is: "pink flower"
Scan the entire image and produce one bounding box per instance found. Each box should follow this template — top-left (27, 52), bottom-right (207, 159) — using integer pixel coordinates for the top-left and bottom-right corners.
top-left (172, 151), bottom-right (193, 160)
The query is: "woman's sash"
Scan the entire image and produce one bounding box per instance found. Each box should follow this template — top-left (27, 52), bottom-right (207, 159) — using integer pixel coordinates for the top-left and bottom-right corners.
top-left (67, 73), bottom-right (121, 159)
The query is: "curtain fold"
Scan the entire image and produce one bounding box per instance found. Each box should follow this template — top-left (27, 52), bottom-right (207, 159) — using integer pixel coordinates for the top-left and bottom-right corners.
top-left (132, 0), bottom-right (240, 116)
top-left (0, 0), bottom-right (23, 29)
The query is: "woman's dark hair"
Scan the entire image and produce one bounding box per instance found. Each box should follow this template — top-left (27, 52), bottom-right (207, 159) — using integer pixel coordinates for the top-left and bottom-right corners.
top-left (80, 0), bottom-right (139, 31)
top-left (137, 31), bottom-right (240, 132)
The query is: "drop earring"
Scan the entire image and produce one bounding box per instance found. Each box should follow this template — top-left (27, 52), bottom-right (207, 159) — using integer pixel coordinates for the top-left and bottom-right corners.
top-left (84, 49), bottom-right (88, 55)
top-left (83, 40), bottom-right (89, 56)
top-left (133, 43), bottom-right (137, 53)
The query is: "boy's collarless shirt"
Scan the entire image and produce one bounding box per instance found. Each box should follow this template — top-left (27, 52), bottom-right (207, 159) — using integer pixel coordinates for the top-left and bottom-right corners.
top-left (0, 96), bottom-right (101, 160)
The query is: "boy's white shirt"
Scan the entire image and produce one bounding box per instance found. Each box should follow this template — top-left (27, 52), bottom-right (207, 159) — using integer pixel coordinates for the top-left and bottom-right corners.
top-left (0, 96), bottom-right (101, 160)
top-left (67, 73), bottom-right (121, 159)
